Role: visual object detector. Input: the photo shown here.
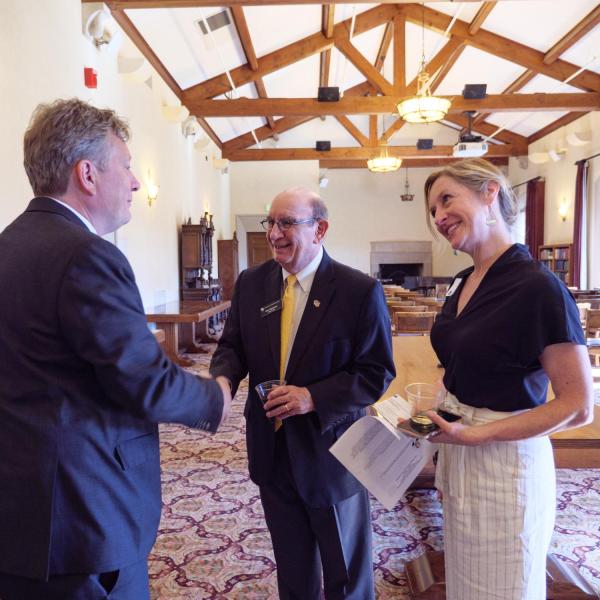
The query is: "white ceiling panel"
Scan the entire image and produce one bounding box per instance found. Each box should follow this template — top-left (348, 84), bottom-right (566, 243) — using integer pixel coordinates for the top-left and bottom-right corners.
top-left (126, 7), bottom-right (245, 89)
top-left (518, 74), bottom-right (584, 95)
top-left (482, 0), bottom-right (599, 53)
top-left (329, 46), bottom-right (370, 92)
top-left (485, 111), bottom-right (569, 138)
top-left (244, 5), bottom-right (321, 59)
top-left (434, 46), bottom-right (526, 95)
top-left (262, 54), bottom-right (320, 98)
top-left (333, 4), bottom-right (379, 25)
top-left (405, 21), bottom-right (450, 84)
top-left (350, 24), bottom-right (389, 68)
top-left (262, 117), bottom-right (361, 148)
top-left (560, 26), bottom-right (600, 75)
top-left (426, 1), bottom-right (483, 24)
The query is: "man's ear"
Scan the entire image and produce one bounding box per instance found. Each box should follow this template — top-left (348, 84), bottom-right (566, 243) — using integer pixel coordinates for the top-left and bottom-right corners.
top-left (315, 219), bottom-right (329, 243)
top-left (74, 159), bottom-right (97, 195)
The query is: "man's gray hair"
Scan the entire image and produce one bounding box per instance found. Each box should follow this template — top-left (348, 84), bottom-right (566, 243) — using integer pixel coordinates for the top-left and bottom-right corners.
top-left (23, 98), bottom-right (130, 196)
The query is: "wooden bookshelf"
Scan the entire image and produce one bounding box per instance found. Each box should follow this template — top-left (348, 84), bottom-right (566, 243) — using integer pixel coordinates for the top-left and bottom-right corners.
top-left (538, 243), bottom-right (573, 285)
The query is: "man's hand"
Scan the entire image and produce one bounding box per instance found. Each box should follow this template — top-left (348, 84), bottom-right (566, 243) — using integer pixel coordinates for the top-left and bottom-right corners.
top-left (264, 385), bottom-right (315, 420)
top-left (215, 376), bottom-right (232, 426)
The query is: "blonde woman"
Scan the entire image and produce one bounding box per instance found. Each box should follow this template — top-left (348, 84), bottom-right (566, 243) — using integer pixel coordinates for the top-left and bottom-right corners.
top-left (421, 158), bottom-right (593, 600)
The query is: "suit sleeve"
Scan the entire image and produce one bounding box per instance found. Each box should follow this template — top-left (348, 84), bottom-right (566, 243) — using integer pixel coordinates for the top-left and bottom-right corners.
top-left (308, 280), bottom-right (395, 432)
top-left (209, 270), bottom-right (248, 396)
top-left (57, 237), bottom-right (223, 430)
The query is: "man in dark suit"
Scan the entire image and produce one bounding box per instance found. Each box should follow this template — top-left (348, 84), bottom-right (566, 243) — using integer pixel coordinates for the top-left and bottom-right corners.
top-left (0, 98), bottom-right (231, 599)
top-left (210, 188), bottom-right (395, 599)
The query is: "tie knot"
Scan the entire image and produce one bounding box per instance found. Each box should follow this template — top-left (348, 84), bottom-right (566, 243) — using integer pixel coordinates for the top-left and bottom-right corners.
top-left (286, 274), bottom-right (297, 287)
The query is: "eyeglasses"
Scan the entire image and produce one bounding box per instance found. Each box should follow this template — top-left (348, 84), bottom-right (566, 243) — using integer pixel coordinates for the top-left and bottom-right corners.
top-left (260, 217), bottom-right (317, 231)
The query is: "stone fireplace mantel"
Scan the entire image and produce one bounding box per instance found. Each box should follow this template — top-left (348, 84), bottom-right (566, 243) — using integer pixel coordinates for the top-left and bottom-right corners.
top-left (370, 241), bottom-right (432, 278)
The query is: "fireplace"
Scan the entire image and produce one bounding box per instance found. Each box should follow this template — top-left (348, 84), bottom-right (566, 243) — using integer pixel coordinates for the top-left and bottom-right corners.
top-left (378, 263), bottom-right (422, 285)
top-left (370, 241), bottom-right (432, 281)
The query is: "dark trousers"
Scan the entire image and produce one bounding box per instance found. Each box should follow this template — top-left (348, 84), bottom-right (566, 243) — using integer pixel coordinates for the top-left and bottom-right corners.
top-left (0, 559), bottom-right (149, 600)
top-left (259, 433), bottom-right (374, 600)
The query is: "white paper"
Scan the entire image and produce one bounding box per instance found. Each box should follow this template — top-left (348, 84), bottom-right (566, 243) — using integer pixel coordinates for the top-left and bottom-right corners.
top-left (330, 398), bottom-right (435, 509)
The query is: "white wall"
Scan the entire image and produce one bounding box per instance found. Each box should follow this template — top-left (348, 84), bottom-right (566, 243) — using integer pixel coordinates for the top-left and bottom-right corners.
top-left (0, 0), bottom-right (229, 308)
top-left (508, 112), bottom-right (600, 288)
top-left (230, 160), bottom-right (472, 277)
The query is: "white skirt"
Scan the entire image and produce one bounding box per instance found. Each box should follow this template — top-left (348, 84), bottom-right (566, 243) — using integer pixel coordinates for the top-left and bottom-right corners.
top-left (435, 394), bottom-right (556, 600)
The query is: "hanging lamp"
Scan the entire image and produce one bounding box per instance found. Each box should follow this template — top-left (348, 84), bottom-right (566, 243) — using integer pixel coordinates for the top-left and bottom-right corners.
top-left (400, 168), bottom-right (415, 201)
top-left (397, 4), bottom-right (451, 124)
top-left (367, 115), bottom-right (402, 173)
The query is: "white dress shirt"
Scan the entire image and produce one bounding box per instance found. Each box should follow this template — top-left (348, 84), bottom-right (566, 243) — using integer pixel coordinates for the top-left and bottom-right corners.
top-left (48, 196), bottom-right (97, 234)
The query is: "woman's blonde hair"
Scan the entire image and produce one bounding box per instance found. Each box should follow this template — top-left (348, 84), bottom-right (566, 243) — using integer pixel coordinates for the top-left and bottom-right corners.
top-left (423, 158), bottom-right (517, 227)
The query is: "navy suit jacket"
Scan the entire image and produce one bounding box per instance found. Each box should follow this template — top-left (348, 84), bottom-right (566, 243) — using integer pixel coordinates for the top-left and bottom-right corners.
top-left (210, 250), bottom-right (395, 508)
top-left (0, 197), bottom-right (223, 580)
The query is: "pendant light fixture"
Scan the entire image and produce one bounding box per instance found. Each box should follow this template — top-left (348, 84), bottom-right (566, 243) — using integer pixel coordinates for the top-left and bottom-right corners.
top-left (367, 115), bottom-right (402, 173)
top-left (397, 4), bottom-right (451, 124)
top-left (400, 168), bottom-right (415, 201)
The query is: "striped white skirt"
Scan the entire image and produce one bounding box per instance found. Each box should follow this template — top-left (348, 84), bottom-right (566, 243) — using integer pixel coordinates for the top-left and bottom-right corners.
top-left (435, 394), bottom-right (556, 600)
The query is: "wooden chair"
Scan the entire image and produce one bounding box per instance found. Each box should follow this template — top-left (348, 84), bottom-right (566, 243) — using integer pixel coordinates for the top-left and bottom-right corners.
top-left (394, 311), bottom-right (436, 335)
top-left (393, 305), bottom-right (429, 313)
top-left (434, 283), bottom-right (449, 299)
top-left (586, 309), bottom-right (600, 338)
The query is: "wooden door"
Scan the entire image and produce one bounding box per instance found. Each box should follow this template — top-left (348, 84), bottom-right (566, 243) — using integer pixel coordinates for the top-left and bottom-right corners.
top-left (247, 232), bottom-right (272, 267)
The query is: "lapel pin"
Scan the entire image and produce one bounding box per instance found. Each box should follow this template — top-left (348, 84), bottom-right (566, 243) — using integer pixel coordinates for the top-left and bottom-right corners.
top-left (313, 299), bottom-right (321, 308)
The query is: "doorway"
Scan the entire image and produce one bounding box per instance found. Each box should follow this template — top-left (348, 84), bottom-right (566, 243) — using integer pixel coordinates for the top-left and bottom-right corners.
top-left (247, 232), bottom-right (272, 267)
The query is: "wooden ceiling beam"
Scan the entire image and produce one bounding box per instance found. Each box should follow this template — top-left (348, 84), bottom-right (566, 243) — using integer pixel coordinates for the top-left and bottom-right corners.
top-left (222, 116), bottom-right (315, 153)
top-left (230, 6), bottom-right (277, 132)
top-left (527, 112), bottom-right (588, 145)
top-left (543, 5), bottom-right (600, 65)
top-left (224, 144), bottom-right (517, 161)
top-left (335, 36), bottom-right (395, 96)
top-left (183, 4), bottom-right (396, 101)
top-left (99, 1), bottom-right (498, 7)
top-left (107, 7), bottom-right (222, 149)
top-left (428, 41), bottom-right (466, 92)
top-left (335, 116), bottom-right (370, 147)
top-left (187, 93), bottom-right (600, 117)
top-left (320, 156), bottom-right (509, 169)
top-left (374, 21), bottom-right (393, 74)
top-left (403, 3), bottom-right (600, 93)
top-left (392, 14), bottom-right (405, 92)
top-left (319, 4), bottom-right (335, 88)
top-left (468, 1), bottom-right (497, 35)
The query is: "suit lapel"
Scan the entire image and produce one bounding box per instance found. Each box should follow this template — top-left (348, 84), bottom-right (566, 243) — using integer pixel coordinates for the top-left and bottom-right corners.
top-left (264, 263), bottom-right (283, 377)
top-left (285, 251), bottom-right (335, 381)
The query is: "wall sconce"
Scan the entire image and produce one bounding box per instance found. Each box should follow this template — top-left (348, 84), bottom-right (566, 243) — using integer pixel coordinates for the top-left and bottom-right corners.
top-left (558, 200), bottom-right (568, 222)
top-left (146, 170), bottom-right (159, 207)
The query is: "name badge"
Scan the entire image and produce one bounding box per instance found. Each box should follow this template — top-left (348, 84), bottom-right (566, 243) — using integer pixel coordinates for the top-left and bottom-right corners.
top-left (446, 278), bottom-right (462, 297)
top-left (260, 299), bottom-right (282, 317)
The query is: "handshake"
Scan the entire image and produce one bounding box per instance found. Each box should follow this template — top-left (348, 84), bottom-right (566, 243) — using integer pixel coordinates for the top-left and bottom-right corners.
top-left (198, 370), bottom-right (232, 427)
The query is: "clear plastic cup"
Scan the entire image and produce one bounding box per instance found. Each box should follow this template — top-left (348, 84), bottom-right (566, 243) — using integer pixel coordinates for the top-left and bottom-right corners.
top-left (405, 382), bottom-right (441, 416)
top-left (255, 379), bottom-right (286, 404)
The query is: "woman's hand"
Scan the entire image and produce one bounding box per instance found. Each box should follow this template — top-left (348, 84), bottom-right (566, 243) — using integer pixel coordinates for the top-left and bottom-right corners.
top-left (425, 411), bottom-right (486, 446)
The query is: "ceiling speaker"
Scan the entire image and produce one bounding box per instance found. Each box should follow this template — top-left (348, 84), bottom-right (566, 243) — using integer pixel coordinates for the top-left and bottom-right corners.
top-left (318, 87), bottom-right (340, 102)
top-left (417, 139), bottom-right (433, 150)
top-left (316, 141), bottom-right (331, 151)
top-left (462, 84), bottom-right (487, 99)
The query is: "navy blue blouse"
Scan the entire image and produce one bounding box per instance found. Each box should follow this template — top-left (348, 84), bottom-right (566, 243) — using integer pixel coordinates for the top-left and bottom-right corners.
top-left (430, 244), bottom-right (584, 411)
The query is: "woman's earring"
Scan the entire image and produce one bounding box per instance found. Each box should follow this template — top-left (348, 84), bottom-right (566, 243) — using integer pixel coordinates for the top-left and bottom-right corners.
top-left (485, 206), bottom-right (497, 226)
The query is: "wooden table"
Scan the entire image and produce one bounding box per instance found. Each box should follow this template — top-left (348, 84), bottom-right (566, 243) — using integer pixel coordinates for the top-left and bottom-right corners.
top-left (146, 300), bottom-right (231, 366)
top-left (389, 336), bottom-right (600, 486)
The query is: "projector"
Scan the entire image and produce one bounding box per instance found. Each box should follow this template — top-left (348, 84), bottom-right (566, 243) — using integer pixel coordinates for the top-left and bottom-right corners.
top-left (453, 140), bottom-right (489, 158)
top-left (452, 111), bottom-right (488, 158)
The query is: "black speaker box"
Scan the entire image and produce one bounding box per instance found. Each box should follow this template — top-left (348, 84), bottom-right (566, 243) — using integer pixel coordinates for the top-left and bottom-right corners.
top-left (317, 87), bottom-right (340, 102)
top-left (316, 141), bottom-right (331, 151)
top-left (417, 138), bottom-right (433, 150)
top-left (462, 84), bottom-right (487, 99)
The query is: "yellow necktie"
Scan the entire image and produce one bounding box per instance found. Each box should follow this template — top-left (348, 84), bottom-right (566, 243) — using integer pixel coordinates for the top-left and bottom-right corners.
top-left (276, 274), bottom-right (296, 431)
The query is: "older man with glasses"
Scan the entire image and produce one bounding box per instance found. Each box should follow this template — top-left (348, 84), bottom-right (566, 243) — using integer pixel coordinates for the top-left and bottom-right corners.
top-left (210, 187), bottom-right (395, 599)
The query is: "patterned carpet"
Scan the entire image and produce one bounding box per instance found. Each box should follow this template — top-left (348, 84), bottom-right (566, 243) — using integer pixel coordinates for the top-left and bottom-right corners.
top-left (149, 348), bottom-right (600, 599)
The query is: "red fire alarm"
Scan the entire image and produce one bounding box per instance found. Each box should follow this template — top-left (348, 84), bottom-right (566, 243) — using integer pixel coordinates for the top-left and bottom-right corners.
top-left (84, 67), bottom-right (98, 89)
